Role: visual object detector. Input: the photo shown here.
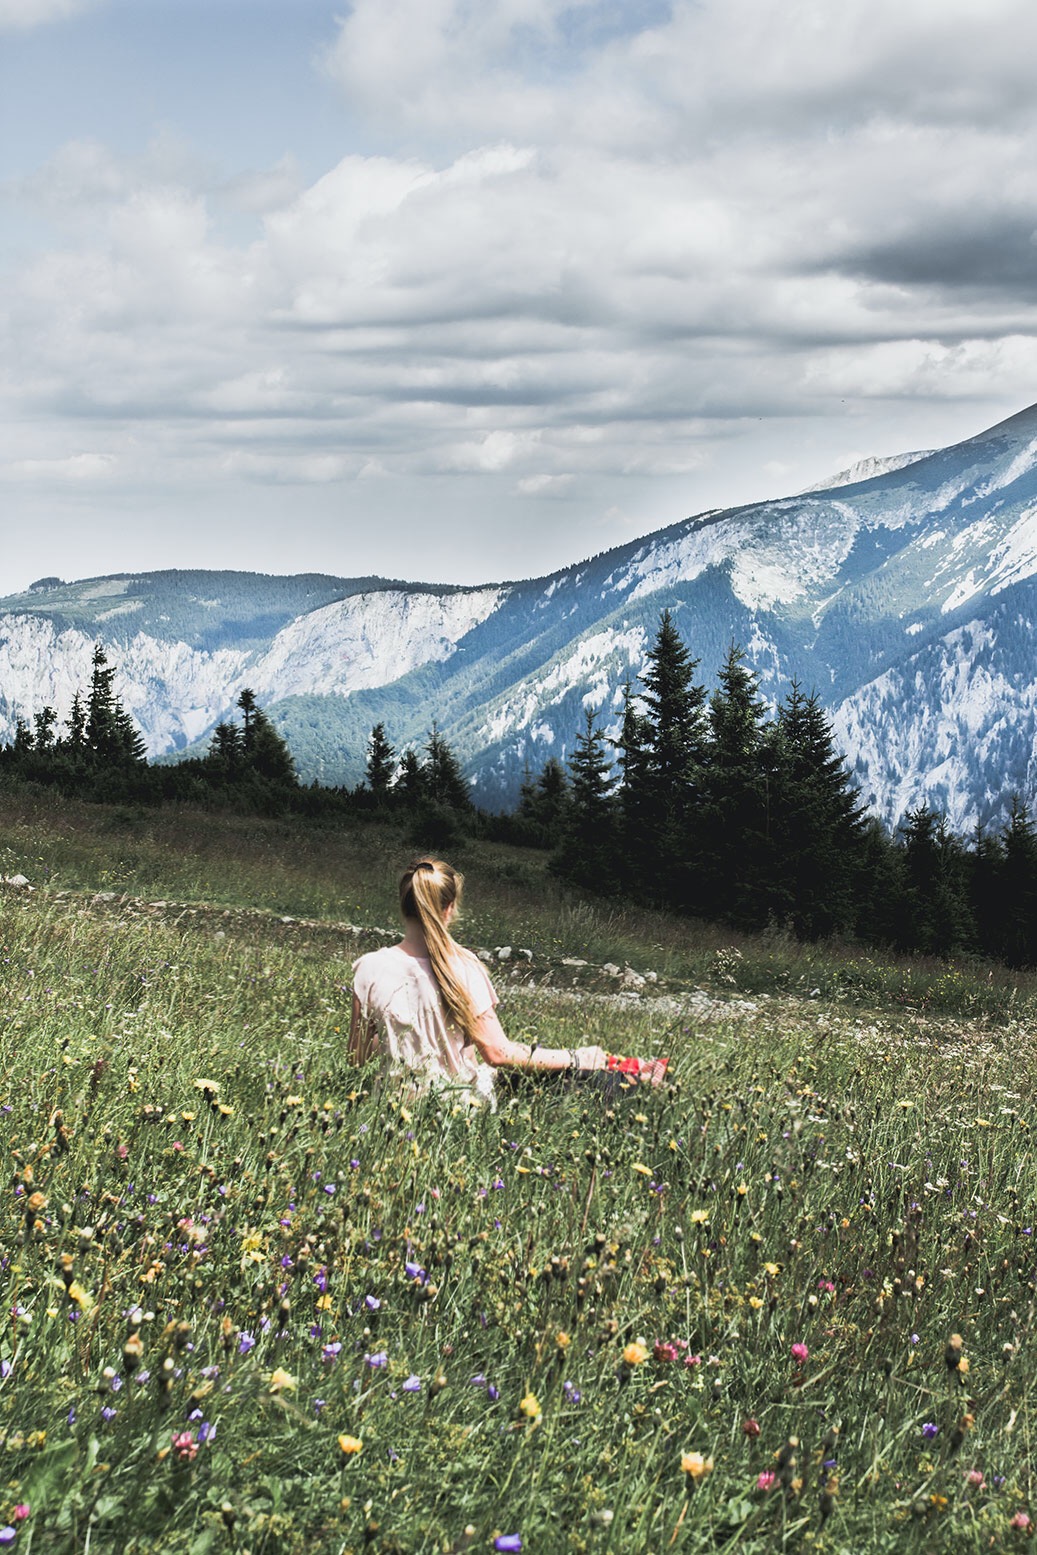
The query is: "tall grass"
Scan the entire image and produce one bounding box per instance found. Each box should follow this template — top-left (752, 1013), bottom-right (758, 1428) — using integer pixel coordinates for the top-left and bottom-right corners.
top-left (2, 794), bottom-right (1037, 1549)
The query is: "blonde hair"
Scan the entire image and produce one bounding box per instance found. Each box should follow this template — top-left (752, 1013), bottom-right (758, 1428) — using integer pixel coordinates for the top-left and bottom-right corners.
top-left (399, 857), bottom-right (480, 1045)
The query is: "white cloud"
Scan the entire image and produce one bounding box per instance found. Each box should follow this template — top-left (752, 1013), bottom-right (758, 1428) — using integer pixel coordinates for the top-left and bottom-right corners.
top-left (0, 0), bottom-right (94, 30)
top-left (2, 451), bottom-right (117, 481)
top-left (4, 0), bottom-right (1037, 588)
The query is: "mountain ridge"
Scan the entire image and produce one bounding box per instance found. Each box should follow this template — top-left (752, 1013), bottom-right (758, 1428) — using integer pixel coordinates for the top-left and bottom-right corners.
top-left (4, 400), bottom-right (1037, 829)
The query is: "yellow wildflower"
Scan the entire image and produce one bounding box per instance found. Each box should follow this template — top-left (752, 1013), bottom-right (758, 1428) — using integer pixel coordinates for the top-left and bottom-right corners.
top-left (623, 1342), bottom-right (648, 1367)
top-left (338, 1434), bottom-right (363, 1455)
top-left (66, 1281), bottom-right (93, 1312)
top-left (681, 1451), bottom-right (714, 1482)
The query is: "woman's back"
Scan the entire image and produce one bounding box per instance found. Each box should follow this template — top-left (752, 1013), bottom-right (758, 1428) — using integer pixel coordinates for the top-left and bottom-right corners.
top-left (352, 942), bottom-right (497, 1102)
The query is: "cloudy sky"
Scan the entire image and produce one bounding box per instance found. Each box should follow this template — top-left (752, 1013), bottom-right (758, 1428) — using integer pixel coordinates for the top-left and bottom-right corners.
top-left (3, 0), bottom-right (1037, 593)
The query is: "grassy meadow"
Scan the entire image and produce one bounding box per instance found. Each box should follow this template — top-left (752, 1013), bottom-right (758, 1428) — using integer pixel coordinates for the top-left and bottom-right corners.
top-left (2, 788), bottom-right (1037, 1552)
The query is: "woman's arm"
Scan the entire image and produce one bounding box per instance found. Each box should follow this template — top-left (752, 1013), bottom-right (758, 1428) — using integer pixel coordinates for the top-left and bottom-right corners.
top-left (348, 992), bottom-right (380, 1066)
top-left (471, 1007), bottom-right (606, 1073)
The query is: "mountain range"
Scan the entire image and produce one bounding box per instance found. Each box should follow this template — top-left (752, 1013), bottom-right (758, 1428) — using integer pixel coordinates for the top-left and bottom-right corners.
top-left (4, 401), bottom-right (1037, 831)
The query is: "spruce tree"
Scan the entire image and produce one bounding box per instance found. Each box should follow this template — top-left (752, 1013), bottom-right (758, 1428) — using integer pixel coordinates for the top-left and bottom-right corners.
top-left (642, 612), bottom-right (709, 905)
top-left (613, 680), bottom-right (651, 887)
top-left (516, 756), bottom-right (569, 846)
top-left (772, 682), bottom-right (867, 938)
top-left (897, 805), bottom-right (973, 956)
top-left (396, 748), bottom-right (425, 806)
top-left (64, 692), bottom-right (87, 754)
top-left (85, 644), bottom-right (146, 767)
top-left (237, 689), bottom-right (257, 749)
top-left (32, 706), bottom-right (57, 752)
top-left (85, 643), bottom-right (120, 758)
top-left (423, 723), bottom-right (471, 812)
top-left (699, 643), bottom-right (773, 926)
top-left (997, 798), bottom-right (1037, 966)
top-left (206, 721), bottom-right (244, 775)
top-left (246, 707), bottom-right (297, 786)
top-left (552, 709), bottom-right (617, 892)
top-left (365, 723), bottom-right (396, 797)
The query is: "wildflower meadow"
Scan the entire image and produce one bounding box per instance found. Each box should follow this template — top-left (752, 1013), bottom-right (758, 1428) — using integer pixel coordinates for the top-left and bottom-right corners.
top-left (2, 795), bottom-right (1037, 1552)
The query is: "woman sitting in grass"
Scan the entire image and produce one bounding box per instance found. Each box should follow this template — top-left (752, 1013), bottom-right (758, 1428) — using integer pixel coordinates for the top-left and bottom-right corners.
top-left (349, 856), bottom-right (664, 1105)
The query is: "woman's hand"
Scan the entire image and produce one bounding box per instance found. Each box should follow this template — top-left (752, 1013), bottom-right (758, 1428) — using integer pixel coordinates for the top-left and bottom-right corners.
top-left (575, 1044), bottom-right (608, 1071)
top-left (639, 1057), bottom-right (669, 1086)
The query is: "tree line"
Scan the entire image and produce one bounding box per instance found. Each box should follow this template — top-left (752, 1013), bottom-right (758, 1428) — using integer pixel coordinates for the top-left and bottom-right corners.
top-left (6, 629), bottom-right (1037, 968)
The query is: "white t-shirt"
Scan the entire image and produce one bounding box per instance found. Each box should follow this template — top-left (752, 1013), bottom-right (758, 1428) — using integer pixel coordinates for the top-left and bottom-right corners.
top-left (351, 943), bottom-right (499, 1104)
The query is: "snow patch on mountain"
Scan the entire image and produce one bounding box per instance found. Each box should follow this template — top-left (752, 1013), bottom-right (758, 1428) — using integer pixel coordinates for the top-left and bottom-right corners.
top-left (831, 618), bottom-right (1033, 832)
top-left (0, 587), bottom-right (506, 756)
top-left (975, 437), bottom-right (1037, 499)
top-left (484, 625), bottom-right (646, 746)
top-left (986, 506), bottom-right (1037, 599)
top-left (248, 587), bottom-right (507, 701)
top-left (798, 449), bottom-right (934, 493)
top-left (0, 614), bottom-right (249, 754)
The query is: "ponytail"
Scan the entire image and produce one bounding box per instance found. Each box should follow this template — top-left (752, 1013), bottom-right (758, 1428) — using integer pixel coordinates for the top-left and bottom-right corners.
top-left (399, 857), bottom-right (480, 1045)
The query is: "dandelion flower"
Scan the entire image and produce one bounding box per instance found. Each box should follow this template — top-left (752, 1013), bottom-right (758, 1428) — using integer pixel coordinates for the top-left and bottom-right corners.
top-left (518, 1392), bottom-right (541, 1421)
top-left (623, 1342), bottom-right (648, 1367)
top-left (681, 1451), bottom-right (714, 1482)
top-left (338, 1434), bottom-right (363, 1455)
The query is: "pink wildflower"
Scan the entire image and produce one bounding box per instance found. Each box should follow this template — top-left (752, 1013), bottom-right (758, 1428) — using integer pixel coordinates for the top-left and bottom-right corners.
top-left (171, 1431), bottom-right (198, 1463)
top-left (1010, 1511), bottom-right (1032, 1531)
top-left (790, 1343), bottom-right (809, 1365)
top-left (756, 1471), bottom-right (777, 1492)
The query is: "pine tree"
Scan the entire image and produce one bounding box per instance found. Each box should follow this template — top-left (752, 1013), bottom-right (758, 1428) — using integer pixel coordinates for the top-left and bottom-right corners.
top-left (637, 611), bottom-right (709, 905)
top-left (32, 706), bottom-right (58, 752)
top-left (698, 643), bottom-right (773, 926)
top-left (516, 756), bottom-right (569, 845)
top-left (997, 798), bottom-right (1037, 966)
top-left (206, 721), bottom-right (244, 775)
top-left (771, 682), bottom-right (867, 938)
top-left (85, 644), bottom-right (146, 767)
top-left (237, 689), bottom-right (257, 749)
top-left (897, 804), bottom-right (973, 956)
top-left (613, 680), bottom-right (651, 887)
top-left (552, 709), bottom-right (617, 891)
top-left (396, 748), bottom-right (425, 805)
top-left (64, 692), bottom-right (87, 754)
top-left (246, 707), bottom-right (297, 786)
top-left (423, 723), bottom-right (471, 812)
top-left (85, 643), bottom-right (120, 758)
top-left (365, 723), bottom-right (395, 797)
top-left (968, 822), bottom-right (1006, 962)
